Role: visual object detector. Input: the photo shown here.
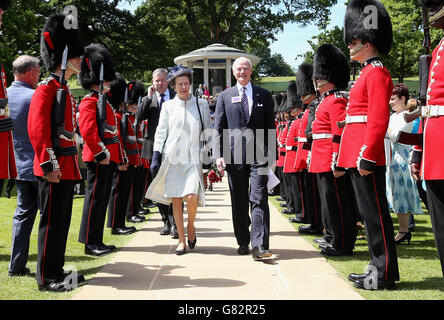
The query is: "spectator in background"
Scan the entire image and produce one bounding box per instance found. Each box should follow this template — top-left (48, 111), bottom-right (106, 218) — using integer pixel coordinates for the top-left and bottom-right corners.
top-left (7, 55), bottom-right (41, 277)
top-left (385, 84), bottom-right (423, 245)
top-left (203, 84), bottom-right (210, 99)
top-left (195, 84), bottom-right (203, 98)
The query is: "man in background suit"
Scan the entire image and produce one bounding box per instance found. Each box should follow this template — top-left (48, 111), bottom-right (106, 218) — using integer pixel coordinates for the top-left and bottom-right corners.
top-left (137, 68), bottom-right (178, 238)
top-left (214, 57), bottom-right (276, 260)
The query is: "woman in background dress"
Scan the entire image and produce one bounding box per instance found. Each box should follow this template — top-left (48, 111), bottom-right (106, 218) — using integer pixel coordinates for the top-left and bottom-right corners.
top-left (146, 66), bottom-right (212, 255)
top-left (385, 84), bottom-right (423, 245)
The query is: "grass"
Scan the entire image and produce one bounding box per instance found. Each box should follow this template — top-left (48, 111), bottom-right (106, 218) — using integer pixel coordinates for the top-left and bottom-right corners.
top-left (269, 195), bottom-right (444, 300)
top-left (0, 183), bottom-right (153, 300)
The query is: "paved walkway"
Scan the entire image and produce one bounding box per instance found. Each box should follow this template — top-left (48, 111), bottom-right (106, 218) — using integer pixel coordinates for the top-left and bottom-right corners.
top-left (72, 180), bottom-right (362, 300)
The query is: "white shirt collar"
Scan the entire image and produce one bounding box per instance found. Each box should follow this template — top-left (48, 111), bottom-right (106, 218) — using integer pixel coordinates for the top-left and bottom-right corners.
top-left (156, 89), bottom-right (170, 101)
top-left (236, 81), bottom-right (252, 93)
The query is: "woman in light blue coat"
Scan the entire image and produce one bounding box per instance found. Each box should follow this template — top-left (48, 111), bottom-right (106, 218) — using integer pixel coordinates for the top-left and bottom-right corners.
top-left (146, 66), bottom-right (212, 255)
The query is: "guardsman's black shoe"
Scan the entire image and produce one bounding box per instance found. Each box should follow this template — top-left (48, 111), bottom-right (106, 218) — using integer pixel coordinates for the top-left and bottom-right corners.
top-left (320, 246), bottom-right (352, 257)
top-left (298, 224), bottom-right (324, 235)
top-left (127, 215), bottom-right (145, 223)
top-left (352, 278), bottom-right (396, 290)
top-left (8, 267), bottom-right (31, 277)
top-left (85, 244), bottom-right (112, 256)
top-left (111, 226), bottom-right (136, 235)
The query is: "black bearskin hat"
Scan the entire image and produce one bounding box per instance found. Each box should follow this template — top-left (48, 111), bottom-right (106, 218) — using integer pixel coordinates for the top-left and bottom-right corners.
top-left (78, 43), bottom-right (116, 90)
top-left (287, 81), bottom-right (303, 110)
top-left (107, 73), bottom-right (127, 110)
top-left (313, 44), bottom-right (350, 90)
top-left (273, 93), bottom-right (283, 113)
top-left (0, 0), bottom-right (10, 9)
top-left (344, 0), bottom-right (393, 55)
top-left (279, 93), bottom-right (289, 113)
top-left (128, 80), bottom-right (146, 105)
top-left (40, 12), bottom-right (84, 72)
top-left (296, 63), bottom-right (316, 98)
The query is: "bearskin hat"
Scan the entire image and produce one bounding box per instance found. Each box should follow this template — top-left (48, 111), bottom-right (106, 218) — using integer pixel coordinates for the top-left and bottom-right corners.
top-left (287, 81), bottom-right (303, 110)
top-left (296, 63), bottom-right (316, 98)
top-left (40, 12), bottom-right (84, 72)
top-left (107, 73), bottom-right (127, 110)
top-left (313, 44), bottom-right (350, 90)
top-left (273, 93), bottom-right (283, 113)
top-left (0, 0), bottom-right (10, 9)
top-left (279, 93), bottom-right (289, 113)
top-left (128, 80), bottom-right (146, 105)
top-left (344, 0), bottom-right (393, 55)
top-left (78, 43), bottom-right (116, 90)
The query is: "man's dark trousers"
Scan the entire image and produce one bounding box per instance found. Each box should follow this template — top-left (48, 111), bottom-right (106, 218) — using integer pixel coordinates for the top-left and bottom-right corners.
top-left (227, 164), bottom-right (270, 250)
top-left (9, 180), bottom-right (39, 273)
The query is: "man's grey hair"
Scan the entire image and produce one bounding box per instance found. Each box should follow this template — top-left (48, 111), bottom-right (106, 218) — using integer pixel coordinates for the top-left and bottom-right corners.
top-left (12, 55), bottom-right (40, 74)
top-left (152, 68), bottom-right (168, 78)
top-left (232, 57), bottom-right (253, 71)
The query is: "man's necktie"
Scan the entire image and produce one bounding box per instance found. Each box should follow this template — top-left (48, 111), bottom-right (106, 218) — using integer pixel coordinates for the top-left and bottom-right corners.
top-left (241, 87), bottom-right (249, 123)
top-left (159, 93), bottom-right (165, 110)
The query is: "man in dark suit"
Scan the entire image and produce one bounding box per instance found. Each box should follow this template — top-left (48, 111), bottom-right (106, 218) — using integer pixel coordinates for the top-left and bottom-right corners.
top-left (136, 68), bottom-right (178, 238)
top-left (214, 57), bottom-right (276, 260)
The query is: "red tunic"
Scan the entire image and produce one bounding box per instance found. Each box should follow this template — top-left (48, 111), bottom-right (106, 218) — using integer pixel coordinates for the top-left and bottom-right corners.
top-left (283, 117), bottom-right (301, 173)
top-left (294, 109), bottom-right (310, 171)
top-left (28, 76), bottom-right (81, 180)
top-left (412, 38), bottom-right (444, 180)
top-left (0, 65), bottom-right (17, 179)
top-left (277, 121), bottom-right (288, 167)
top-left (337, 59), bottom-right (393, 169)
top-left (125, 113), bottom-right (142, 167)
top-left (78, 92), bottom-right (125, 164)
top-left (309, 91), bottom-right (346, 173)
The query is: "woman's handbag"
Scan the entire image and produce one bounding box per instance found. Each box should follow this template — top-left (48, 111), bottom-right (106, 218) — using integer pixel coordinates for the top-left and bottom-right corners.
top-left (195, 97), bottom-right (212, 170)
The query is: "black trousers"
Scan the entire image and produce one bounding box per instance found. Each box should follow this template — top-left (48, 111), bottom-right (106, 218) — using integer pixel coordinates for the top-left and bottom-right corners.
top-left (349, 167), bottom-right (399, 282)
top-left (142, 166), bottom-right (152, 206)
top-left (283, 172), bottom-right (295, 213)
top-left (227, 164), bottom-right (270, 249)
top-left (316, 172), bottom-right (356, 252)
top-left (292, 172), bottom-right (303, 216)
top-left (79, 162), bottom-right (116, 245)
top-left (303, 171), bottom-right (322, 227)
top-left (36, 179), bottom-right (75, 285)
top-left (126, 165), bottom-right (147, 218)
top-left (276, 167), bottom-right (286, 199)
top-left (107, 166), bottom-right (135, 229)
top-left (425, 179), bottom-right (444, 277)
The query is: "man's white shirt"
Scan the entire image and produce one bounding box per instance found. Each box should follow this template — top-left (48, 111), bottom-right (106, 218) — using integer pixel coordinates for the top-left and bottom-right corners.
top-left (236, 81), bottom-right (253, 116)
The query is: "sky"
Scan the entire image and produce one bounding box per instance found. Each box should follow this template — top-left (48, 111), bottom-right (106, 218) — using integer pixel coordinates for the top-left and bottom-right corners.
top-left (117, 0), bottom-right (348, 69)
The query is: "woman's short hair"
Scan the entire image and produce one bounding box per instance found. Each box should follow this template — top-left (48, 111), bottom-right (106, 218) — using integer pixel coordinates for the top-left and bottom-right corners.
top-left (392, 83), bottom-right (409, 103)
top-left (407, 98), bottom-right (418, 112)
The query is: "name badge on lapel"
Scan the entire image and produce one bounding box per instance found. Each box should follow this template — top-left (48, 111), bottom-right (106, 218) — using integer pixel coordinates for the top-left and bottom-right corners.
top-left (231, 96), bottom-right (241, 104)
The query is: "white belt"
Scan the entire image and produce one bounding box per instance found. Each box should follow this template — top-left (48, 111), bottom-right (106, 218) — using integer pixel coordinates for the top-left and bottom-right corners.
top-left (126, 135), bottom-right (137, 143)
top-left (286, 146), bottom-right (292, 151)
top-left (0, 109), bottom-right (6, 116)
top-left (312, 133), bottom-right (333, 140)
top-left (105, 128), bottom-right (118, 135)
top-left (422, 105), bottom-right (444, 118)
top-left (298, 137), bottom-right (307, 143)
top-left (345, 115), bottom-right (367, 124)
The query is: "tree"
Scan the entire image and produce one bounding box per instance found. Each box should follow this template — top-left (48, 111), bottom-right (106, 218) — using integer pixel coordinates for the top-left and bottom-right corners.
top-left (253, 45), bottom-right (295, 76)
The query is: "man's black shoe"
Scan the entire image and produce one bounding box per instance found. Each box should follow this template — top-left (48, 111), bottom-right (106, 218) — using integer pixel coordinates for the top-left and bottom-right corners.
top-left (138, 209), bottom-right (149, 216)
top-left (111, 226), bottom-right (136, 235)
top-left (99, 243), bottom-right (116, 251)
top-left (348, 273), bottom-right (370, 282)
top-left (85, 244), bottom-right (112, 256)
top-left (170, 225), bottom-right (179, 239)
top-left (298, 225), bottom-right (324, 235)
top-left (280, 202), bottom-right (288, 208)
top-left (252, 246), bottom-right (272, 260)
top-left (127, 215), bottom-right (145, 223)
top-left (8, 267), bottom-right (31, 277)
top-left (289, 216), bottom-right (304, 223)
top-left (237, 245), bottom-right (249, 255)
top-left (282, 209), bottom-right (293, 214)
top-left (313, 237), bottom-right (329, 245)
top-left (160, 224), bottom-right (171, 235)
top-left (320, 246), bottom-right (352, 257)
top-left (352, 278), bottom-right (396, 290)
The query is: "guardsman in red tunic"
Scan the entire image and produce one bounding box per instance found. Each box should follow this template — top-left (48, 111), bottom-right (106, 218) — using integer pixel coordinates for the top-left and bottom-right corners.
top-left (28, 12), bottom-right (85, 291)
top-left (309, 44), bottom-right (356, 257)
top-left (106, 73), bottom-right (136, 236)
top-left (282, 82), bottom-right (305, 223)
top-left (273, 94), bottom-right (285, 200)
top-left (125, 80), bottom-right (148, 223)
top-left (276, 95), bottom-right (288, 203)
top-left (77, 44), bottom-right (125, 256)
top-left (0, 0), bottom-right (17, 195)
top-left (294, 63), bottom-right (323, 236)
top-left (412, 0), bottom-right (444, 277)
top-left (338, 0), bottom-right (399, 289)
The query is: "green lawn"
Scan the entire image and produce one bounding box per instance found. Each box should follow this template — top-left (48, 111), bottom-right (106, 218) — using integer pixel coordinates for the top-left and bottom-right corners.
top-left (269, 196), bottom-right (444, 300)
top-left (0, 184), bottom-right (153, 300)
